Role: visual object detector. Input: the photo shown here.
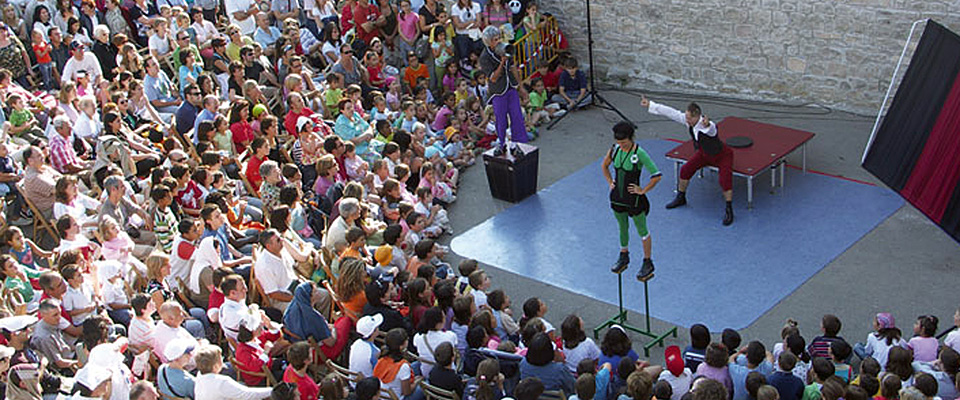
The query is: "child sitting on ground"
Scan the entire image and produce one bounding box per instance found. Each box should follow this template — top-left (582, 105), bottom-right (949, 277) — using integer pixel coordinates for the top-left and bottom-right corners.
top-left (526, 78), bottom-right (565, 126)
top-left (468, 269), bottom-right (491, 308)
top-left (695, 343), bottom-right (733, 396)
top-left (808, 314), bottom-right (845, 359)
top-left (829, 340), bottom-right (853, 383)
top-left (456, 259), bottom-right (477, 296)
top-left (684, 324), bottom-right (710, 372)
top-left (414, 187), bottom-right (451, 236)
top-left (907, 315), bottom-right (939, 362)
top-left (766, 352), bottom-right (804, 400)
top-left (659, 345), bottom-right (692, 400)
top-left (800, 356), bottom-right (834, 400)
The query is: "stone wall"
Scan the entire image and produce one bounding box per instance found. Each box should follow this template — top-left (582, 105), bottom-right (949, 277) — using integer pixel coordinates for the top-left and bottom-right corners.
top-left (538, 0), bottom-right (960, 114)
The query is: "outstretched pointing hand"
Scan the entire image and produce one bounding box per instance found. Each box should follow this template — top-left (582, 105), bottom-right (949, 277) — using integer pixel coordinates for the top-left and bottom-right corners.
top-left (640, 95), bottom-right (649, 108)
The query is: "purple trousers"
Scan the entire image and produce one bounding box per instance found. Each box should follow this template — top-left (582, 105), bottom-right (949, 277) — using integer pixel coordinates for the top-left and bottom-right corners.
top-left (491, 88), bottom-right (528, 145)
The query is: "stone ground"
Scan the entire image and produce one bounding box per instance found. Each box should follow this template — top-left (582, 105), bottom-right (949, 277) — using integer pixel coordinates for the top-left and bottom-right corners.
top-left (438, 88), bottom-right (960, 364)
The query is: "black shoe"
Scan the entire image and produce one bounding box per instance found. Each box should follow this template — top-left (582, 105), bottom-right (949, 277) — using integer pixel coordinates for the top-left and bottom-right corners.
top-left (493, 145), bottom-right (506, 157)
top-left (510, 145), bottom-right (524, 158)
top-left (665, 192), bottom-right (687, 209)
top-left (637, 258), bottom-right (655, 280)
top-left (723, 206), bottom-right (734, 226)
top-left (611, 251), bottom-right (629, 273)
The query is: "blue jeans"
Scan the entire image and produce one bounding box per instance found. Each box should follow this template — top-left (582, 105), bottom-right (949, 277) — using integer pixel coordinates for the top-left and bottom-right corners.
top-left (185, 307), bottom-right (211, 339)
top-left (38, 63), bottom-right (53, 91)
top-left (107, 308), bottom-right (133, 327)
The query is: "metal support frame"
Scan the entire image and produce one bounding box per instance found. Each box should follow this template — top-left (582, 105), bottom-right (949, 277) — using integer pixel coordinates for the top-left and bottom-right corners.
top-left (593, 271), bottom-right (677, 357)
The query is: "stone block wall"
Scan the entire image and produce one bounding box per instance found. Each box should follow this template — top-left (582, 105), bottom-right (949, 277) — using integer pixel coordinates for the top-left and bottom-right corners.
top-left (539, 0), bottom-right (960, 113)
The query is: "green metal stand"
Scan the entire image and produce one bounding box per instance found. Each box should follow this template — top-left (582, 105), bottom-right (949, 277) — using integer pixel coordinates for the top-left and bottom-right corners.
top-left (593, 271), bottom-right (678, 357)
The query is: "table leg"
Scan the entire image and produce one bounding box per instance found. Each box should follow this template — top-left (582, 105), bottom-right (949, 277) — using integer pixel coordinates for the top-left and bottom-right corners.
top-left (674, 161), bottom-right (680, 191)
top-left (780, 161), bottom-right (785, 187)
top-left (803, 144), bottom-right (807, 173)
top-left (748, 177), bottom-right (754, 209)
top-left (770, 165), bottom-right (776, 193)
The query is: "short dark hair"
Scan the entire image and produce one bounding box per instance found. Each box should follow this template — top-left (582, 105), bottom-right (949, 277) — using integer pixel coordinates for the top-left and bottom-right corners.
top-left (434, 342), bottom-right (455, 367)
top-left (913, 373), bottom-right (938, 397)
top-left (382, 224), bottom-right (402, 245)
top-left (487, 290), bottom-right (506, 311)
top-left (692, 378), bottom-right (726, 400)
top-left (286, 342), bottom-right (312, 370)
top-left (458, 259), bottom-right (478, 277)
top-left (778, 351), bottom-right (798, 372)
top-left (745, 372), bottom-right (766, 399)
top-left (220, 274), bottom-right (244, 294)
top-left (653, 380), bottom-right (673, 400)
top-left (829, 340), bottom-right (851, 361)
top-left (177, 218), bottom-right (196, 235)
top-left (822, 314), bottom-right (842, 336)
top-left (576, 373), bottom-right (597, 400)
top-left (811, 357), bottom-right (835, 382)
top-left (514, 378), bottom-right (545, 400)
top-left (858, 374), bottom-right (879, 399)
top-left (613, 122), bottom-right (634, 141)
top-left (690, 324), bottom-right (710, 349)
top-left (744, 341), bottom-right (765, 366)
top-left (686, 102), bottom-right (702, 118)
top-left (355, 377), bottom-right (381, 400)
top-left (414, 239), bottom-right (435, 258)
top-left (131, 293), bottom-right (151, 317)
top-left (722, 329), bottom-right (741, 354)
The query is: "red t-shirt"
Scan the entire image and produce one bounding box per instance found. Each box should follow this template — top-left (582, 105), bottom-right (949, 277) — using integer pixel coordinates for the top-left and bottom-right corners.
top-left (352, 2), bottom-right (381, 44)
top-left (176, 181), bottom-right (204, 211)
top-left (283, 366), bottom-right (319, 400)
top-left (284, 108), bottom-right (314, 137)
top-left (177, 240), bottom-right (196, 260)
top-left (246, 155), bottom-right (264, 191)
top-left (230, 120), bottom-right (255, 148)
top-left (208, 290), bottom-right (225, 311)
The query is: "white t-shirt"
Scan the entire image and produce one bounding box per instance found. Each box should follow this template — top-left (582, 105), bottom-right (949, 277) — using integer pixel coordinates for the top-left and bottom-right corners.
top-left (471, 289), bottom-right (487, 308)
top-left (62, 283), bottom-right (95, 325)
top-left (149, 34), bottom-right (171, 56)
top-left (381, 362), bottom-right (411, 398)
top-left (253, 249), bottom-right (297, 312)
top-left (102, 280), bottom-right (128, 310)
top-left (658, 368), bottom-right (693, 400)
top-left (225, 0), bottom-right (257, 35)
top-left (321, 41), bottom-right (341, 69)
top-left (413, 330), bottom-right (458, 376)
top-left (349, 339), bottom-right (379, 379)
top-left (562, 338), bottom-right (601, 373)
top-left (946, 330), bottom-right (960, 354)
top-left (450, 2), bottom-right (481, 38)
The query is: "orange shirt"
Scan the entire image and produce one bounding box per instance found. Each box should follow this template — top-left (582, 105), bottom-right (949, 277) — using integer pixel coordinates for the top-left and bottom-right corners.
top-left (403, 64), bottom-right (430, 91)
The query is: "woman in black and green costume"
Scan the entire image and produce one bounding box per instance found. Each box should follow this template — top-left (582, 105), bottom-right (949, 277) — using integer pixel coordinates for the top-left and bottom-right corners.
top-left (601, 121), bottom-right (662, 280)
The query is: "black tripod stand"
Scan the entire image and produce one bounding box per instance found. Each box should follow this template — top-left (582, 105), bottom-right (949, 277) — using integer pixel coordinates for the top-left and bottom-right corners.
top-left (546, 0), bottom-right (633, 130)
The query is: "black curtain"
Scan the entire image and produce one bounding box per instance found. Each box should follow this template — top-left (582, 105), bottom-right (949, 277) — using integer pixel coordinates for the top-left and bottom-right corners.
top-left (863, 20), bottom-right (960, 191)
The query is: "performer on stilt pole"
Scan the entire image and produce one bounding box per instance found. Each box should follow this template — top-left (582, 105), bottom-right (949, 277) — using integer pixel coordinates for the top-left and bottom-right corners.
top-left (603, 122), bottom-right (662, 280)
top-left (641, 95), bottom-right (735, 225)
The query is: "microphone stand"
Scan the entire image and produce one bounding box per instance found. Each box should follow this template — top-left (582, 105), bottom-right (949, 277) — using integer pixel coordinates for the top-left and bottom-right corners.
top-left (547, 0), bottom-right (633, 130)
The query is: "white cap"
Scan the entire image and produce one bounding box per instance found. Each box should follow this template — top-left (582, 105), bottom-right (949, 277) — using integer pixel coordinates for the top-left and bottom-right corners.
top-left (0, 315), bottom-right (38, 333)
top-left (75, 365), bottom-right (112, 390)
top-left (162, 338), bottom-right (196, 362)
top-left (296, 116), bottom-right (312, 132)
top-left (0, 345), bottom-right (15, 359)
top-left (356, 314), bottom-right (383, 339)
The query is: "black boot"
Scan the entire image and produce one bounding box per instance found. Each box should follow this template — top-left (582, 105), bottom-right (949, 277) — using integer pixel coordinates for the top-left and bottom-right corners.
top-left (611, 251), bottom-right (629, 273)
top-left (493, 145), bottom-right (506, 157)
top-left (723, 203), bottom-right (734, 226)
top-left (637, 258), bottom-right (655, 280)
top-left (510, 145), bottom-right (524, 158)
top-left (666, 191), bottom-right (687, 209)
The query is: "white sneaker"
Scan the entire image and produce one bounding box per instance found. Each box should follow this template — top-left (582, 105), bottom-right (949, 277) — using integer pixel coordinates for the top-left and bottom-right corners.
top-left (554, 109), bottom-right (567, 117)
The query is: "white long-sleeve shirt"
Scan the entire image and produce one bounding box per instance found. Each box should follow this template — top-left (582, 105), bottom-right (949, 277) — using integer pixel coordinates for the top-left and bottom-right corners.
top-left (194, 373), bottom-right (273, 400)
top-left (647, 100), bottom-right (717, 140)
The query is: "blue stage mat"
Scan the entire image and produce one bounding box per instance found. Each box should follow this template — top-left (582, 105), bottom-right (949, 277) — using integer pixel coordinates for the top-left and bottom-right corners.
top-left (451, 139), bottom-right (904, 330)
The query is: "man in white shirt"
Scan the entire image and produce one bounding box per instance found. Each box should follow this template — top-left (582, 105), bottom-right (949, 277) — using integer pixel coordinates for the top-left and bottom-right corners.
top-left (642, 95), bottom-right (736, 225)
top-left (323, 198), bottom-right (359, 253)
top-left (225, 0), bottom-right (259, 35)
top-left (60, 42), bottom-right (103, 86)
top-left (218, 274), bottom-right (271, 342)
top-left (153, 302), bottom-right (202, 363)
top-left (193, 345), bottom-right (272, 400)
top-left (253, 229), bottom-right (299, 313)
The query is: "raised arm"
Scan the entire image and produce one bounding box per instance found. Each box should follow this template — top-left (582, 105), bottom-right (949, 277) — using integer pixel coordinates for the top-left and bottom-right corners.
top-left (642, 95), bottom-right (687, 126)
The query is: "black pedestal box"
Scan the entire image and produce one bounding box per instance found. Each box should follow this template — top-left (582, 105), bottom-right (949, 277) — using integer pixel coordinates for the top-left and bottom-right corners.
top-left (482, 143), bottom-right (539, 203)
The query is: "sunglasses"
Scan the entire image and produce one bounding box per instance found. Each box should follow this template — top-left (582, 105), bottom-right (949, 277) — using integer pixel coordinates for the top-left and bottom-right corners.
top-left (343, 50), bottom-right (353, 54)
top-left (178, 36), bottom-right (189, 40)
top-left (188, 92), bottom-right (200, 96)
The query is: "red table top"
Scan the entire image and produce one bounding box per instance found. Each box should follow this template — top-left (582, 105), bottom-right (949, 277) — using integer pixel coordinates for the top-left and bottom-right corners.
top-left (665, 117), bottom-right (816, 177)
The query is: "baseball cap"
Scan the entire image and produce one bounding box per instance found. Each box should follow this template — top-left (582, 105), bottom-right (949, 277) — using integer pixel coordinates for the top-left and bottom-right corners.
top-left (356, 314), bottom-right (383, 339)
top-left (0, 315), bottom-right (38, 333)
top-left (163, 338), bottom-right (197, 362)
top-left (374, 245), bottom-right (392, 266)
top-left (0, 345), bottom-right (14, 360)
top-left (75, 365), bottom-right (112, 391)
top-left (296, 116), bottom-right (313, 132)
top-left (665, 345), bottom-right (684, 376)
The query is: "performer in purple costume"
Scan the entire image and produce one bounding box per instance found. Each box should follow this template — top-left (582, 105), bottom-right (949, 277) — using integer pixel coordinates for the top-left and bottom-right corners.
top-left (478, 26), bottom-right (527, 157)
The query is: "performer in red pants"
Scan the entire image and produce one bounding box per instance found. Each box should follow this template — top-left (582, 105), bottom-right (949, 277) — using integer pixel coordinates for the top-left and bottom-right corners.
top-left (641, 95), bottom-right (735, 225)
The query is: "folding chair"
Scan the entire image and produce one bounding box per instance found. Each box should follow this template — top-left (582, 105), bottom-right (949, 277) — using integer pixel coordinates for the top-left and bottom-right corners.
top-left (540, 390), bottom-right (566, 400)
top-left (229, 355), bottom-right (278, 387)
top-left (325, 359), bottom-right (362, 382)
top-left (420, 381), bottom-right (460, 400)
top-left (17, 184), bottom-right (58, 246)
